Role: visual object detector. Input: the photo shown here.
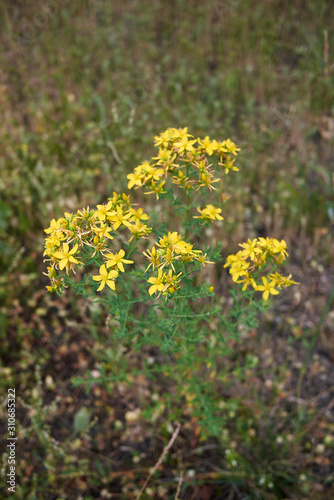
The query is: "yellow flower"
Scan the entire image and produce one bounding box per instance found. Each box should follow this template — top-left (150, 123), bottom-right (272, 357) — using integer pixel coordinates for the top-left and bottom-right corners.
top-left (194, 253), bottom-right (214, 266)
top-left (128, 221), bottom-right (152, 242)
top-left (107, 206), bottom-right (132, 230)
top-left (105, 249), bottom-right (133, 272)
top-left (159, 247), bottom-right (175, 270)
top-left (43, 234), bottom-right (63, 256)
top-left (174, 137), bottom-right (197, 154)
top-left (143, 246), bottom-right (160, 271)
top-left (143, 165), bottom-right (164, 183)
top-left (129, 208), bottom-right (149, 223)
top-left (196, 172), bottom-right (220, 191)
top-left (194, 205), bottom-right (224, 221)
top-left (127, 169), bottom-right (143, 189)
top-left (219, 155), bottom-right (239, 174)
top-left (217, 139), bottom-right (241, 156)
top-left (256, 276), bottom-right (280, 301)
top-left (147, 269), bottom-right (165, 296)
top-left (95, 201), bottom-right (114, 221)
top-left (237, 271), bottom-right (256, 291)
top-left (155, 127), bottom-right (191, 146)
top-left (269, 272), bottom-right (299, 288)
top-left (257, 237), bottom-right (273, 251)
top-left (153, 148), bottom-right (176, 166)
top-left (229, 260), bottom-right (250, 282)
top-left (76, 206), bottom-right (93, 220)
top-left (157, 232), bottom-right (182, 249)
top-left (92, 265), bottom-right (118, 291)
top-left (93, 223), bottom-right (114, 240)
top-left (109, 191), bottom-right (131, 208)
top-left (144, 180), bottom-right (167, 199)
top-left (154, 128), bottom-right (179, 148)
top-left (239, 238), bottom-right (261, 260)
top-left (224, 254), bottom-right (240, 268)
top-left (53, 243), bottom-right (80, 270)
top-left (44, 218), bottom-right (62, 234)
top-left (174, 127), bottom-right (192, 140)
top-left (162, 269), bottom-right (182, 294)
top-left (272, 239), bottom-right (289, 259)
top-left (198, 136), bottom-right (218, 156)
top-left (174, 240), bottom-right (194, 255)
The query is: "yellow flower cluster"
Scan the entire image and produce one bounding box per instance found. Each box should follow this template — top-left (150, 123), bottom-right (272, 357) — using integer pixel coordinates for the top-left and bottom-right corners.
top-left (194, 204), bottom-right (224, 222)
top-left (43, 129), bottom-right (297, 304)
top-left (126, 127), bottom-right (240, 222)
top-left (43, 192), bottom-right (151, 292)
top-left (224, 238), bottom-right (298, 300)
top-left (143, 231), bottom-right (213, 296)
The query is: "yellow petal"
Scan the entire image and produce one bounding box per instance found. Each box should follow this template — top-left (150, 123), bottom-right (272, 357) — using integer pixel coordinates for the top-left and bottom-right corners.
top-left (106, 280), bottom-right (116, 290)
top-left (99, 265), bottom-right (107, 277)
top-left (59, 259), bottom-right (68, 270)
top-left (69, 244), bottom-right (78, 255)
top-left (117, 262), bottom-right (125, 273)
top-left (107, 270), bottom-right (118, 279)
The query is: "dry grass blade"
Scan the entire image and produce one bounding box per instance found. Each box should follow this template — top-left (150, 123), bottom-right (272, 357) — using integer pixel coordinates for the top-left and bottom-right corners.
top-left (174, 470), bottom-right (184, 500)
top-left (136, 423), bottom-right (181, 500)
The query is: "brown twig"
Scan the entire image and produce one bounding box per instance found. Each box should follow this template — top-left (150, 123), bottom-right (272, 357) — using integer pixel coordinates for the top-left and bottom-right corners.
top-left (135, 423), bottom-right (181, 500)
top-left (174, 471), bottom-right (184, 500)
top-left (105, 313), bottom-right (111, 333)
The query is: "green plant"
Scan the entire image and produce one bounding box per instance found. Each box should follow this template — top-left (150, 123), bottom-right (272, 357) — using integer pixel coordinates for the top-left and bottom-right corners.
top-left (1, 367), bottom-right (94, 499)
top-left (43, 128), bottom-right (298, 437)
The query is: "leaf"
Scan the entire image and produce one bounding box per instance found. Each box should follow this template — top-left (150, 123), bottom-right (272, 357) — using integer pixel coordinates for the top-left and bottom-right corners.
top-left (73, 408), bottom-right (91, 433)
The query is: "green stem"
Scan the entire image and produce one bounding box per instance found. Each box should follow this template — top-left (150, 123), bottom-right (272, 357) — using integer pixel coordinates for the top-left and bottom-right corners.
top-left (126, 239), bottom-right (137, 259)
top-left (215, 171), bottom-right (224, 248)
top-left (185, 164), bottom-right (190, 239)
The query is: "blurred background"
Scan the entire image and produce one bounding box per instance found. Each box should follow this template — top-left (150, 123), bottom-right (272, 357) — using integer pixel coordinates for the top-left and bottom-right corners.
top-left (0, 1), bottom-right (334, 499)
